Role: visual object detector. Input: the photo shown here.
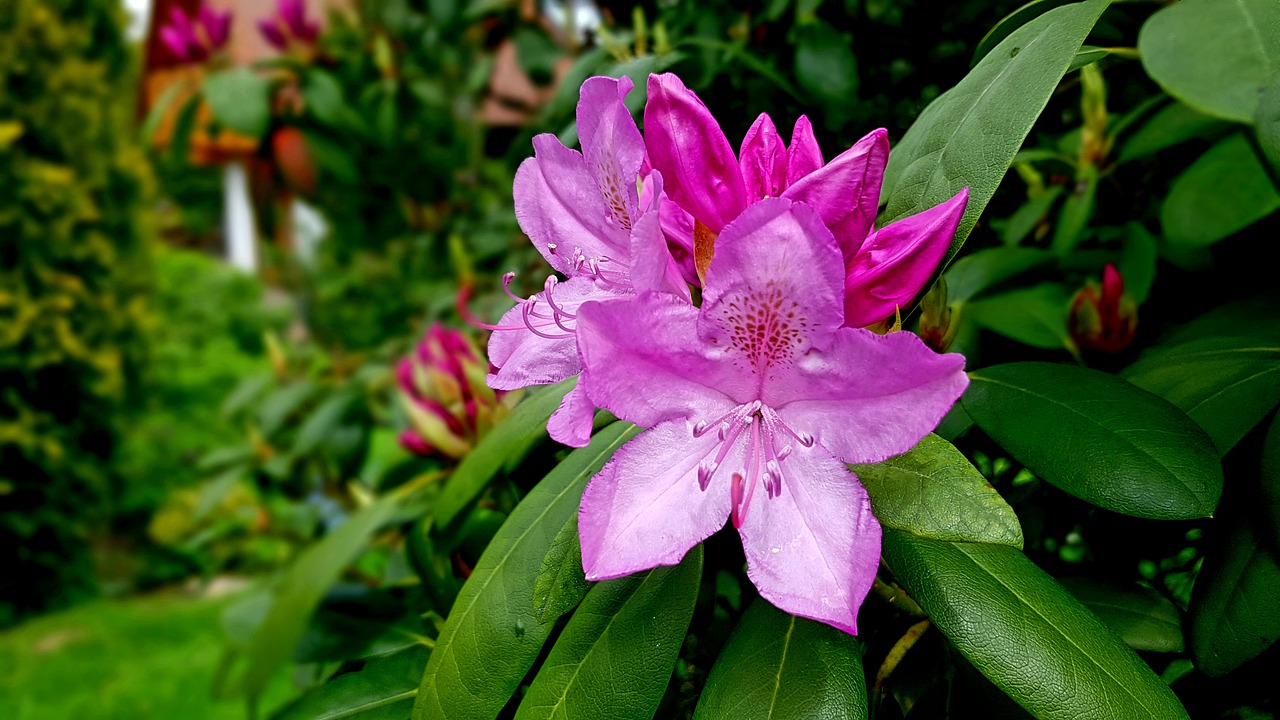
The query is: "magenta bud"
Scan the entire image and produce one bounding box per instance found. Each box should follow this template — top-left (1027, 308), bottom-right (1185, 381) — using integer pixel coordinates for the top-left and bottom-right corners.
top-left (1069, 263), bottom-right (1138, 353)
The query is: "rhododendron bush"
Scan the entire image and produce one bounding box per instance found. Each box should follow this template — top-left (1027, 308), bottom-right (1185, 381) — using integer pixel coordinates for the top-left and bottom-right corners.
top-left (198, 1), bottom-right (1280, 718)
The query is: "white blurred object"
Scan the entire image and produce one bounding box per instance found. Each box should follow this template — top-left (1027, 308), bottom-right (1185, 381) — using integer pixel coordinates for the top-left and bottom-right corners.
top-left (124, 0), bottom-right (152, 41)
top-left (223, 163), bottom-right (258, 272)
top-left (541, 0), bottom-right (602, 43)
top-left (291, 198), bottom-right (328, 266)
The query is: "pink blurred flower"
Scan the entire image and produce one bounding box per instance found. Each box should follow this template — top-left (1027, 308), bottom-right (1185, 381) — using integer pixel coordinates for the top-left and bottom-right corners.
top-left (159, 3), bottom-right (231, 63)
top-left (1069, 263), bottom-right (1138, 353)
top-left (573, 199), bottom-right (969, 634)
top-left (258, 0), bottom-right (320, 52)
top-left (643, 73), bottom-right (968, 328)
top-left (397, 324), bottom-right (517, 459)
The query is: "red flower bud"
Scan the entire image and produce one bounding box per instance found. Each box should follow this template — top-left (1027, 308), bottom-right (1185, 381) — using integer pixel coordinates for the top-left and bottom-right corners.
top-left (1069, 263), bottom-right (1138, 353)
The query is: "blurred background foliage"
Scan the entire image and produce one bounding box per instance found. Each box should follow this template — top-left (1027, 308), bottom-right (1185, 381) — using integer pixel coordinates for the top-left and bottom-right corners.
top-left (3, 0), bottom-right (1279, 717)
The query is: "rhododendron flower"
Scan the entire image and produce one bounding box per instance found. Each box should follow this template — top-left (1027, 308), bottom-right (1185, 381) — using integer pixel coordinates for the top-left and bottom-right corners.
top-left (398, 324), bottom-right (516, 459)
top-left (574, 199), bottom-right (969, 633)
top-left (159, 3), bottom-right (231, 63)
top-left (481, 76), bottom-right (687, 448)
top-left (258, 0), bottom-right (320, 51)
top-left (644, 73), bottom-right (968, 328)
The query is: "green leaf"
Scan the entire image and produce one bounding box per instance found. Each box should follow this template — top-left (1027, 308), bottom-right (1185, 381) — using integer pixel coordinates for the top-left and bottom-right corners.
top-left (999, 186), bottom-right (1064, 246)
top-left (967, 283), bottom-right (1075, 352)
top-left (203, 67), bottom-right (273, 141)
top-left (853, 434), bottom-right (1023, 548)
top-left (963, 362), bottom-right (1222, 519)
top-left (1117, 223), bottom-right (1157, 305)
top-left (413, 423), bottom-right (641, 720)
top-left (257, 380), bottom-right (318, 438)
top-left (532, 514), bottom-right (590, 623)
top-left (293, 391), bottom-right (359, 457)
top-left (515, 547), bottom-right (702, 720)
top-left (1058, 578), bottom-right (1184, 653)
top-left (230, 493), bottom-right (404, 701)
top-left (1123, 293), bottom-right (1280, 455)
top-left (945, 247), bottom-right (1055, 304)
top-left (693, 600), bottom-right (867, 720)
top-left (881, 0), bottom-right (1111, 261)
top-left (1138, 0), bottom-right (1280, 124)
top-left (971, 0), bottom-right (1074, 66)
top-left (1188, 516), bottom-right (1280, 676)
top-left (1257, 80), bottom-right (1280, 173)
top-left (434, 378), bottom-right (575, 529)
top-left (1161, 133), bottom-right (1280, 248)
top-left (1116, 101), bottom-right (1229, 165)
top-left (1050, 165), bottom-right (1098, 254)
top-left (882, 531), bottom-right (1189, 719)
top-left (794, 21), bottom-right (859, 105)
top-left (272, 646), bottom-right (429, 720)
top-left (303, 69), bottom-right (368, 136)
top-left (1263, 414), bottom-right (1280, 554)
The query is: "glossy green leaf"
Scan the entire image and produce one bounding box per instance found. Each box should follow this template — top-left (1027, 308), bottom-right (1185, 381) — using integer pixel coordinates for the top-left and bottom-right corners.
top-left (272, 646), bottom-right (429, 720)
top-left (853, 434), bottom-right (1023, 547)
top-left (1123, 293), bottom-right (1280, 455)
top-left (945, 247), bottom-right (1055, 304)
top-left (882, 531), bottom-right (1189, 719)
top-left (1138, 0), bottom-right (1280, 124)
top-left (434, 378), bottom-right (575, 529)
top-left (1161, 133), bottom-right (1280, 248)
top-left (1050, 165), bottom-right (1098, 254)
top-left (413, 423), bottom-right (641, 720)
top-left (203, 67), bottom-right (273, 140)
top-left (881, 0), bottom-right (1110, 260)
top-left (971, 0), bottom-right (1074, 66)
top-left (1189, 516), bottom-right (1280, 677)
top-left (964, 362), bottom-right (1222, 519)
top-left (968, 283), bottom-right (1075, 352)
top-left (693, 600), bottom-right (867, 720)
top-left (230, 493), bottom-right (404, 701)
top-left (516, 547), bottom-right (702, 720)
top-left (532, 515), bottom-right (590, 624)
top-left (1116, 101), bottom-right (1229, 165)
top-left (1059, 578), bottom-right (1184, 653)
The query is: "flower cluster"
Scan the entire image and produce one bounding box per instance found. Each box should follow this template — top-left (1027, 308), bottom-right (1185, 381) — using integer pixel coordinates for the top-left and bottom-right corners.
top-left (397, 325), bottom-right (516, 460)
top-left (482, 74), bottom-right (970, 633)
top-left (159, 3), bottom-right (232, 63)
top-left (258, 0), bottom-right (320, 53)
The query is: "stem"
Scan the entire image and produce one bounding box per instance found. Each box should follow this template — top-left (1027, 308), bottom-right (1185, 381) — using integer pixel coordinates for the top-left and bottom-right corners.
top-left (871, 575), bottom-right (925, 617)
top-left (875, 619), bottom-right (932, 693)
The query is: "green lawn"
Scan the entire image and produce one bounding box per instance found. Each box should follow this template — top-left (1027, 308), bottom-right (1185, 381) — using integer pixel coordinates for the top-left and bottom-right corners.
top-left (0, 588), bottom-right (296, 720)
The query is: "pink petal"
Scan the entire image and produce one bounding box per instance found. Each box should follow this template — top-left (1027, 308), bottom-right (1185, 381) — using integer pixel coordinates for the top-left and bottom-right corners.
top-left (739, 113), bottom-right (788, 202)
top-left (280, 0), bottom-right (307, 35)
top-left (513, 136), bottom-right (631, 277)
top-left (786, 115), bottom-right (824, 186)
top-left (627, 173), bottom-right (690, 301)
top-left (486, 277), bottom-right (620, 391)
top-left (547, 381), bottom-right (595, 448)
top-left (660, 186), bottom-right (698, 285)
top-left (700, 199), bottom-right (845, 365)
top-left (643, 73), bottom-right (746, 233)
top-left (160, 26), bottom-right (195, 60)
top-left (259, 20), bottom-right (288, 50)
top-left (208, 10), bottom-right (233, 48)
top-left (577, 76), bottom-right (644, 231)
top-left (580, 421), bottom-right (735, 580)
top-left (782, 128), bottom-right (889, 267)
top-left (399, 429), bottom-right (434, 456)
top-left (575, 293), bottom-right (739, 428)
top-left (844, 188), bottom-right (967, 328)
top-left (772, 328), bottom-right (968, 464)
top-left (737, 442), bottom-right (880, 634)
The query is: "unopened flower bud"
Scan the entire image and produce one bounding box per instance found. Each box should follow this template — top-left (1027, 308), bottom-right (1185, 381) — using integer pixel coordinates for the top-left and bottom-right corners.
top-left (1069, 263), bottom-right (1137, 353)
top-left (918, 278), bottom-right (956, 352)
top-left (397, 324), bottom-right (517, 459)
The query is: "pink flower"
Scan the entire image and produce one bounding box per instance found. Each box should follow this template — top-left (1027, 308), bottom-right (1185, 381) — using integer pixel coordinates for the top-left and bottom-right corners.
top-left (644, 73), bottom-right (969, 328)
top-left (258, 0), bottom-right (320, 51)
top-left (479, 76), bottom-right (687, 448)
top-left (398, 324), bottom-right (515, 459)
top-left (573, 199), bottom-right (969, 633)
top-left (159, 3), bottom-right (231, 63)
